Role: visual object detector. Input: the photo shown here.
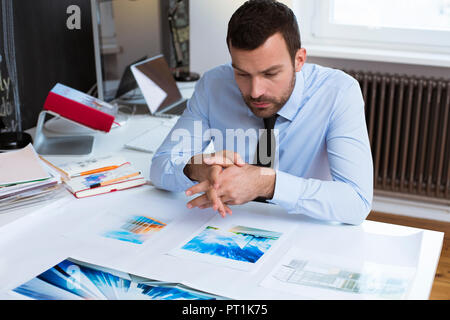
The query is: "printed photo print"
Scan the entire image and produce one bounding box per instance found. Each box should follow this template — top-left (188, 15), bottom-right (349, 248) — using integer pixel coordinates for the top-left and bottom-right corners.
top-left (181, 225), bottom-right (282, 263)
top-left (102, 215), bottom-right (168, 245)
top-left (12, 258), bottom-right (225, 300)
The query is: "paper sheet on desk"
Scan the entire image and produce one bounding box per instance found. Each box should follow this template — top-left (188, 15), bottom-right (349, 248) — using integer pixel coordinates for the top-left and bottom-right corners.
top-left (67, 202), bottom-right (179, 249)
top-left (258, 226), bottom-right (423, 300)
top-left (57, 186), bottom-right (214, 270)
top-left (0, 144), bottom-right (50, 186)
top-left (166, 211), bottom-right (296, 273)
top-left (260, 246), bottom-right (417, 300)
top-left (10, 257), bottom-right (227, 300)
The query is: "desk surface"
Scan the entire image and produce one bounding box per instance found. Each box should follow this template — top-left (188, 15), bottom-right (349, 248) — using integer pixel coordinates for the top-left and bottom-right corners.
top-left (0, 112), bottom-right (444, 300)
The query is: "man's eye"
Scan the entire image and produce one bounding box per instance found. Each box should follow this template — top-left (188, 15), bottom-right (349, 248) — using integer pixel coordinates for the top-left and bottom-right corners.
top-left (264, 73), bottom-right (277, 77)
top-left (237, 73), bottom-right (249, 77)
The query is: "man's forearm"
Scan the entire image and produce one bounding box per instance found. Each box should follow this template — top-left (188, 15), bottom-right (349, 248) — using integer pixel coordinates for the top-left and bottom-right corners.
top-left (270, 170), bottom-right (372, 225)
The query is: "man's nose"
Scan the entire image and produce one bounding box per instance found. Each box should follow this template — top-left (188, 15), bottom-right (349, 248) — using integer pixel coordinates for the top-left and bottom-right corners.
top-left (250, 77), bottom-right (266, 99)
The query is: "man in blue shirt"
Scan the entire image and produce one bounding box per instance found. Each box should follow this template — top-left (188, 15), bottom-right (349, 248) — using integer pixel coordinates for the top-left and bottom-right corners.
top-left (150, 0), bottom-right (373, 225)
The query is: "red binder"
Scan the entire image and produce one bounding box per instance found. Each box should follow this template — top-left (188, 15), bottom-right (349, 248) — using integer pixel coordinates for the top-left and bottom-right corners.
top-left (43, 83), bottom-right (115, 133)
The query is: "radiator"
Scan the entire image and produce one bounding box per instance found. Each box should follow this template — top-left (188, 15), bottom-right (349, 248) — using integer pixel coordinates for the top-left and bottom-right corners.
top-left (345, 70), bottom-right (450, 204)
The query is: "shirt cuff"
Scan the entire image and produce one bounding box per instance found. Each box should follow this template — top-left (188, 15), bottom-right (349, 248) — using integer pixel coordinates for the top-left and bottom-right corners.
top-left (173, 154), bottom-right (197, 190)
top-left (269, 170), bottom-right (306, 212)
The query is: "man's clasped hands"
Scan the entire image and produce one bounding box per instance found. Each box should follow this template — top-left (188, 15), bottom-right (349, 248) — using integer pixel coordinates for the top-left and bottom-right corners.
top-left (183, 151), bottom-right (276, 217)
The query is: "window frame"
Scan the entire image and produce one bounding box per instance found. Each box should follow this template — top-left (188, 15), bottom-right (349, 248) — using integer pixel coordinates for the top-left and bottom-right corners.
top-left (294, 0), bottom-right (450, 67)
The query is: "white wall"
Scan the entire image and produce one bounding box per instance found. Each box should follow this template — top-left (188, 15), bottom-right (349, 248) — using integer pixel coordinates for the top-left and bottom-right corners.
top-left (190, 0), bottom-right (293, 75)
top-left (112, 0), bottom-right (161, 79)
top-left (189, 0), bottom-right (243, 75)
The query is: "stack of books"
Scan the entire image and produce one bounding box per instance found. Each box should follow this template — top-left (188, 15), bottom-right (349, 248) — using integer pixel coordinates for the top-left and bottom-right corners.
top-left (0, 144), bottom-right (64, 213)
top-left (47, 155), bottom-right (146, 199)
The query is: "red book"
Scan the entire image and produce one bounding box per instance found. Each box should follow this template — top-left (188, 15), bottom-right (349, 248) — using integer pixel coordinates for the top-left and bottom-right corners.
top-left (43, 83), bottom-right (116, 132)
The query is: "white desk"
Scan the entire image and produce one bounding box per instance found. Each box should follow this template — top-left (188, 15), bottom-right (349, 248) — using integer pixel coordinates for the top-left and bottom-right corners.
top-left (0, 112), bottom-right (444, 300)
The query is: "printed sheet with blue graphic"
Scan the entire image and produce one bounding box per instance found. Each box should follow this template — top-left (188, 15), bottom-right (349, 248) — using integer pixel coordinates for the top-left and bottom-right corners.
top-left (10, 258), bottom-right (226, 300)
top-left (167, 212), bottom-right (296, 272)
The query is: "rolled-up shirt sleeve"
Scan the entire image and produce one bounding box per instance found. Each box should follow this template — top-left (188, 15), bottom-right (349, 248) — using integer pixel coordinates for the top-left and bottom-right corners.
top-left (150, 77), bottom-right (211, 192)
top-left (270, 80), bottom-right (373, 225)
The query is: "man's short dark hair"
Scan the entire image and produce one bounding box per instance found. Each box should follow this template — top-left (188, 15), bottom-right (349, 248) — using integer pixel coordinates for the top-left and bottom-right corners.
top-left (226, 0), bottom-right (301, 64)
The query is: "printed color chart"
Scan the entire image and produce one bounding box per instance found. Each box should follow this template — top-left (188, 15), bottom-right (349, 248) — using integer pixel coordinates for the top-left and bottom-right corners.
top-left (103, 215), bottom-right (167, 244)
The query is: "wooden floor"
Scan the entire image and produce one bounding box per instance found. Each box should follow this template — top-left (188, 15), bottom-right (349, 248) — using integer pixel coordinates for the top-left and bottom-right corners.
top-left (367, 211), bottom-right (450, 300)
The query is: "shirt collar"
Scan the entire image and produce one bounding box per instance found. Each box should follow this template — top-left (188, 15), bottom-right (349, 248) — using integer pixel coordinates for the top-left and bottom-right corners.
top-left (277, 70), bottom-right (304, 122)
top-left (246, 70), bottom-right (304, 122)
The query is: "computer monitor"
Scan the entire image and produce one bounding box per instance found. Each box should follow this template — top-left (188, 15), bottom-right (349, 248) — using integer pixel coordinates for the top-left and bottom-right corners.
top-left (91, 0), bottom-right (105, 101)
top-left (0, 0), bottom-right (102, 132)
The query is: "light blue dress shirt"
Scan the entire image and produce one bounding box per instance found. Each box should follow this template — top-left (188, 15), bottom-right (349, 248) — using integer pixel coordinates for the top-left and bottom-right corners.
top-left (150, 63), bottom-right (373, 225)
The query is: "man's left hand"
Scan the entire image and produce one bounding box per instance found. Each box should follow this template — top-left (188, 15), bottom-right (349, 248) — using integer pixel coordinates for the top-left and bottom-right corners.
top-left (186, 164), bottom-right (276, 211)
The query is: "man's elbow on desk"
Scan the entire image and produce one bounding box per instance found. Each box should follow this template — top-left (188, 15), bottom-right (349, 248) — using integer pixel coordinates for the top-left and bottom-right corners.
top-left (336, 191), bottom-right (372, 226)
top-left (331, 186), bottom-right (373, 226)
top-left (342, 181), bottom-right (374, 226)
top-left (270, 173), bottom-right (373, 226)
top-left (150, 155), bottom-right (195, 193)
top-left (281, 194), bottom-right (372, 226)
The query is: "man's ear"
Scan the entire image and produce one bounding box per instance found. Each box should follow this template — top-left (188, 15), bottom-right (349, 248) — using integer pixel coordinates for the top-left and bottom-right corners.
top-left (294, 48), bottom-right (307, 72)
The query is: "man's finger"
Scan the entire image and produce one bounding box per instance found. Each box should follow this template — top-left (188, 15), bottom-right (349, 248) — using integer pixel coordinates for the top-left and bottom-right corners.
top-left (188, 191), bottom-right (228, 218)
top-left (186, 194), bottom-right (210, 208)
top-left (204, 150), bottom-right (246, 168)
top-left (208, 165), bottom-right (222, 190)
top-left (216, 194), bottom-right (233, 216)
top-left (203, 155), bottom-right (234, 167)
top-left (198, 199), bottom-right (231, 218)
top-left (185, 180), bottom-right (209, 196)
top-left (187, 188), bottom-right (224, 212)
top-left (219, 194), bottom-right (237, 207)
top-left (233, 153), bottom-right (245, 167)
top-left (206, 186), bottom-right (228, 215)
top-left (207, 187), bottom-right (223, 213)
top-left (223, 203), bottom-right (233, 215)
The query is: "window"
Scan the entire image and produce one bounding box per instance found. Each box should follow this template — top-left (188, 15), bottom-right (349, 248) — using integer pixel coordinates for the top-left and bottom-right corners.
top-left (295, 0), bottom-right (450, 66)
top-left (331, 0), bottom-right (450, 31)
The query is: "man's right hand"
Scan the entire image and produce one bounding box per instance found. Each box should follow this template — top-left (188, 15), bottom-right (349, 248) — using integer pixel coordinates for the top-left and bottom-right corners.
top-left (183, 150), bottom-right (244, 217)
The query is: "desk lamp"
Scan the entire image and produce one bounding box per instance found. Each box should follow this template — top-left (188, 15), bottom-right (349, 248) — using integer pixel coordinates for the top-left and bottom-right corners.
top-left (33, 83), bottom-right (117, 156)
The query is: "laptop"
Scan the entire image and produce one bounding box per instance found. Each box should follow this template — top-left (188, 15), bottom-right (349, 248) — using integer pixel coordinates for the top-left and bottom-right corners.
top-left (115, 56), bottom-right (147, 100)
top-left (131, 55), bottom-right (187, 116)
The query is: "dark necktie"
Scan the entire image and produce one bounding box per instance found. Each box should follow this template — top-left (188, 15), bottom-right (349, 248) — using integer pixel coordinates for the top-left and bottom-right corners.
top-left (255, 114), bottom-right (279, 168)
top-left (254, 114), bottom-right (278, 203)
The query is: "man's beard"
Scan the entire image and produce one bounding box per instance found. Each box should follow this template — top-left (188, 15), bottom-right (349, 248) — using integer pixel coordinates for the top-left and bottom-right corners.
top-left (242, 71), bottom-right (296, 118)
